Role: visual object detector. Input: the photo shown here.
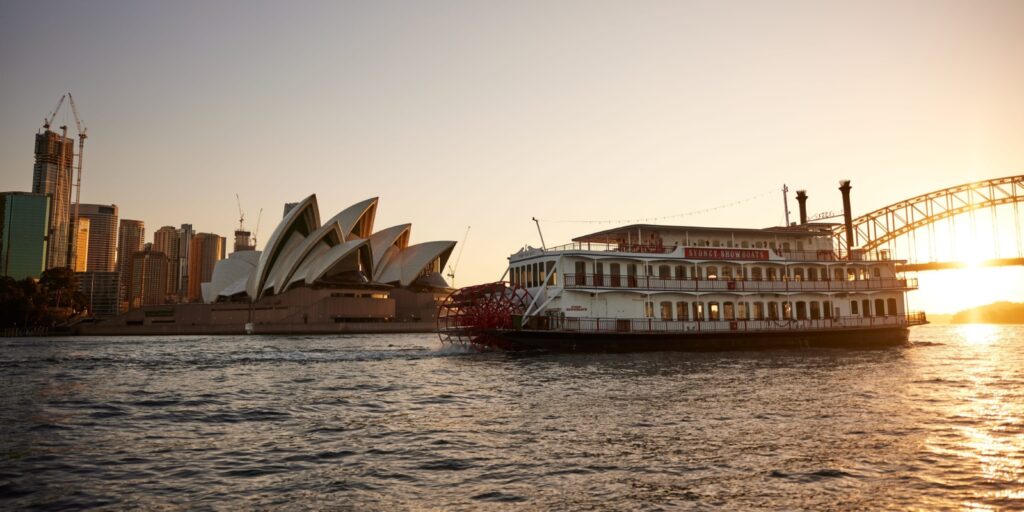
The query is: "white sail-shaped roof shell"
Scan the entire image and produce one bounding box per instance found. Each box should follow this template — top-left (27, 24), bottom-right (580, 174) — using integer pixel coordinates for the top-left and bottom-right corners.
top-left (248, 194), bottom-right (319, 299)
top-left (271, 221), bottom-right (346, 295)
top-left (206, 250), bottom-right (261, 302)
top-left (335, 197), bottom-right (378, 241)
top-left (369, 224), bottom-right (411, 281)
top-left (297, 239), bottom-right (373, 287)
top-left (375, 240), bottom-right (456, 287)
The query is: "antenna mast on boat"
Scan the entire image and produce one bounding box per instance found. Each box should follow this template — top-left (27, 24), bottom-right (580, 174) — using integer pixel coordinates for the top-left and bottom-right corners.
top-left (782, 184), bottom-right (791, 226)
top-left (532, 217), bottom-right (547, 251)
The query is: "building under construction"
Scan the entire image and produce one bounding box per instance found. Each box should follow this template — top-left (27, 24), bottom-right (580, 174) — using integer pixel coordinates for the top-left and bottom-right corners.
top-left (32, 129), bottom-right (75, 269)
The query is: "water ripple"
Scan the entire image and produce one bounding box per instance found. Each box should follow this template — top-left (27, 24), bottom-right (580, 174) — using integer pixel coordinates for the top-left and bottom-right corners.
top-left (1, 327), bottom-right (1022, 509)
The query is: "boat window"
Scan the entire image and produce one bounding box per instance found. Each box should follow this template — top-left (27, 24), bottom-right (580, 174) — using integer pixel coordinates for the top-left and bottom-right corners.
top-left (862, 299), bottom-right (871, 317)
top-left (706, 266), bottom-right (718, 280)
top-left (546, 261), bottom-right (556, 286)
top-left (834, 268), bottom-right (844, 281)
top-left (820, 268), bottom-right (829, 281)
top-left (887, 298), bottom-right (897, 317)
top-left (782, 302), bottom-right (793, 320)
top-left (783, 242), bottom-right (791, 251)
top-left (768, 302), bottom-right (779, 320)
top-left (851, 300), bottom-right (859, 315)
top-left (847, 269), bottom-right (856, 281)
top-left (875, 298), bottom-right (885, 317)
top-left (824, 302), bottom-right (832, 318)
top-left (873, 268), bottom-right (881, 278)
top-left (797, 241), bottom-right (804, 251)
top-left (675, 265), bottom-right (685, 280)
top-left (810, 302), bottom-right (821, 320)
top-left (713, 240), bottom-right (721, 247)
top-left (742, 241), bottom-right (749, 248)
top-left (709, 302), bottom-right (721, 321)
top-left (723, 302), bottom-right (735, 321)
top-left (610, 263), bottom-right (621, 287)
top-left (767, 268), bottom-right (778, 281)
top-left (738, 302), bottom-right (749, 320)
top-left (795, 301), bottom-right (807, 320)
top-left (594, 262), bottom-right (604, 286)
top-left (660, 301), bottom-right (673, 320)
top-left (693, 302), bottom-right (704, 321)
top-left (754, 302), bottom-right (765, 320)
top-left (751, 267), bottom-right (763, 281)
top-left (807, 268), bottom-right (818, 281)
top-left (645, 301), bottom-right (655, 318)
top-left (627, 264), bottom-right (638, 287)
top-left (574, 261), bottom-right (586, 285)
top-left (659, 265), bottom-right (670, 280)
top-left (793, 268), bottom-right (804, 281)
top-left (859, 268), bottom-right (868, 280)
top-left (692, 266), bottom-right (702, 280)
top-left (722, 267), bottom-right (733, 279)
top-left (676, 301), bottom-right (689, 320)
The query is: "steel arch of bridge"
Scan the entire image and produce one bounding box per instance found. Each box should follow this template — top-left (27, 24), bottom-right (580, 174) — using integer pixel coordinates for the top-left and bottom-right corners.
top-left (833, 175), bottom-right (1024, 259)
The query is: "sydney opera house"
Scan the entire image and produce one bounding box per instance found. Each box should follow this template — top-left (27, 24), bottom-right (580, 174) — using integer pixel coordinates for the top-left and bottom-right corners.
top-left (82, 196), bottom-right (455, 334)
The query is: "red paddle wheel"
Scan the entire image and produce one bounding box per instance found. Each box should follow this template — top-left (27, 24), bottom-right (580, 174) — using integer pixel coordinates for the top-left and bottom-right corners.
top-left (437, 281), bottom-right (532, 349)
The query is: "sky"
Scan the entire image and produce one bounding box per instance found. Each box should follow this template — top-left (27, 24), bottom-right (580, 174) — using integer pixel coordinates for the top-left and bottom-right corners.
top-left (1, 0), bottom-right (1022, 314)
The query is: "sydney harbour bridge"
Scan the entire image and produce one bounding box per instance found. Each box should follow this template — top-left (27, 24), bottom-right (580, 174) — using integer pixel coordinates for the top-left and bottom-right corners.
top-left (830, 175), bottom-right (1024, 272)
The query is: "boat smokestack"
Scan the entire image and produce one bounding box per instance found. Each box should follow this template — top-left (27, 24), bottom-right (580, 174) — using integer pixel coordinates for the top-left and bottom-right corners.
top-left (839, 180), bottom-right (854, 251)
top-left (796, 190), bottom-right (808, 224)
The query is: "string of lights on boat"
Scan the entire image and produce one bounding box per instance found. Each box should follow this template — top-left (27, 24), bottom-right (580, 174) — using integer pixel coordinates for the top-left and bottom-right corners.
top-left (535, 189), bottom-right (777, 225)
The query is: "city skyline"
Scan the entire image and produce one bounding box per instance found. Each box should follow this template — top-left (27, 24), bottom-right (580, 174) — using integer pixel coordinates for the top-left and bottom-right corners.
top-left (2, 1), bottom-right (1024, 313)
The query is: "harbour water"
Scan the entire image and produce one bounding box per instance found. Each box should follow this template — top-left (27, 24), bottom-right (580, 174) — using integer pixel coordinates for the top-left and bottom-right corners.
top-left (1, 325), bottom-right (1022, 510)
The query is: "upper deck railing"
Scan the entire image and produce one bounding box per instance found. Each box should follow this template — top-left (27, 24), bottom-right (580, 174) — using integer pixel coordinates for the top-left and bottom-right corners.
top-left (519, 312), bottom-right (928, 334)
top-left (519, 242), bottom-right (897, 263)
top-left (561, 274), bottom-right (918, 292)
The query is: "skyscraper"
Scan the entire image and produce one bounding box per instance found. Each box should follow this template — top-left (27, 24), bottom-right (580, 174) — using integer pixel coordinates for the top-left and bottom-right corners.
top-left (0, 192), bottom-right (50, 280)
top-left (73, 216), bottom-right (90, 272)
top-left (117, 219), bottom-right (144, 312)
top-left (75, 203), bottom-right (118, 272)
top-left (32, 130), bottom-right (75, 269)
top-left (178, 223), bottom-right (194, 295)
top-left (153, 226), bottom-right (180, 298)
top-left (126, 248), bottom-right (170, 309)
top-left (187, 232), bottom-right (224, 302)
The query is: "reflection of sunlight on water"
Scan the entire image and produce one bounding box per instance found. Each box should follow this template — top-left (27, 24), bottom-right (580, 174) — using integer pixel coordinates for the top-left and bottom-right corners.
top-left (957, 324), bottom-right (998, 346)
top-left (927, 326), bottom-right (1024, 509)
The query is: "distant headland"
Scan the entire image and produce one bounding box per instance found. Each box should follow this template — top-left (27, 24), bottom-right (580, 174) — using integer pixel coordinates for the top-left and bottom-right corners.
top-left (942, 302), bottom-right (1024, 324)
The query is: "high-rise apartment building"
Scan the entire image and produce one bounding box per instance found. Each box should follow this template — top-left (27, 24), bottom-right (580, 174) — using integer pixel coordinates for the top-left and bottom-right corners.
top-left (32, 130), bottom-right (75, 269)
top-left (178, 224), bottom-right (194, 294)
top-left (75, 203), bottom-right (118, 272)
top-left (187, 232), bottom-right (224, 302)
top-left (73, 217), bottom-right (90, 271)
top-left (0, 192), bottom-right (50, 279)
top-left (116, 219), bottom-right (144, 312)
top-left (126, 249), bottom-right (170, 309)
top-left (153, 226), bottom-right (180, 298)
top-left (116, 219), bottom-right (145, 272)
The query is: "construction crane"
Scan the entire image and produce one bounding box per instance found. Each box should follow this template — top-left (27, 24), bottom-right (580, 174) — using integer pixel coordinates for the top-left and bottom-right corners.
top-left (446, 226), bottom-right (470, 287)
top-left (67, 93), bottom-right (88, 269)
top-left (235, 193), bottom-right (246, 231)
top-left (43, 94), bottom-right (67, 130)
top-left (252, 208), bottom-right (263, 248)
